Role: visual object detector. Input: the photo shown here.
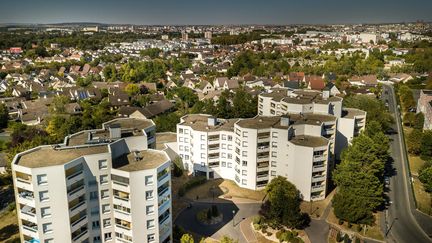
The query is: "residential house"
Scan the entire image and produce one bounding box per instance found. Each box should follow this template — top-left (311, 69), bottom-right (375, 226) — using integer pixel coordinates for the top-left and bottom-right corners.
top-left (348, 75), bottom-right (378, 87)
top-left (417, 90), bottom-right (432, 130)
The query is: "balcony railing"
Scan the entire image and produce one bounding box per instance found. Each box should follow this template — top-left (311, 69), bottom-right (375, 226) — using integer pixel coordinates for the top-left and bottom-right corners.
top-left (71, 215), bottom-right (86, 227)
top-left (23, 225), bottom-right (37, 233)
top-left (72, 230), bottom-right (88, 241)
top-left (67, 171), bottom-right (83, 181)
top-left (68, 185), bottom-right (84, 197)
top-left (158, 173), bottom-right (169, 182)
top-left (70, 201), bottom-right (85, 212)
top-left (158, 187), bottom-right (169, 197)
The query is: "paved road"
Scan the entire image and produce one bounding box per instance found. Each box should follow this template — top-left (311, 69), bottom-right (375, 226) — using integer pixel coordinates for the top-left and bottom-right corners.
top-left (382, 84), bottom-right (432, 243)
top-left (175, 201), bottom-right (261, 243)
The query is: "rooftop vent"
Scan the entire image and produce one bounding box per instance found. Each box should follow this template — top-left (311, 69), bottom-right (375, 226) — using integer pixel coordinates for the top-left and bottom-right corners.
top-left (280, 117), bottom-right (289, 126)
top-left (208, 117), bottom-right (217, 126)
top-left (133, 151), bottom-right (142, 161)
top-left (109, 123), bottom-right (121, 139)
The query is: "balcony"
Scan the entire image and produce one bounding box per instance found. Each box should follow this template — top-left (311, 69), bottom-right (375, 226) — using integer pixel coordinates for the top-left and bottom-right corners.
top-left (312, 165), bottom-right (326, 172)
top-left (313, 155), bottom-right (326, 162)
top-left (157, 172), bottom-right (169, 184)
top-left (68, 185), bottom-right (85, 201)
top-left (72, 227), bottom-right (88, 242)
top-left (70, 200), bottom-right (86, 215)
top-left (311, 184), bottom-right (325, 192)
top-left (20, 205), bottom-right (37, 223)
top-left (312, 175), bottom-right (326, 183)
top-left (208, 135), bottom-right (220, 142)
top-left (18, 190), bottom-right (35, 207)
top-left (257, 132), bottom-right (270, 140)
top-left (256, 174), bottom-right (269, 182)
top-left (67, 171), bottom-right (84, 184)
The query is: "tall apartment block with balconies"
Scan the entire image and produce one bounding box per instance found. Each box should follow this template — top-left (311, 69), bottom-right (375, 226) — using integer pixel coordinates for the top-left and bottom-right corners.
top-left (12, 117), bottom-right (172, 243)
top-left (176, 89), bottom-right (366, 201)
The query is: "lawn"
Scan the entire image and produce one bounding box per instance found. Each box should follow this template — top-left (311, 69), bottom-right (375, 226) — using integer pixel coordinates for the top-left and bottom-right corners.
top-left (403, 127), bottom-right (431, 215)
top-left (300, 189), bottom-right (335, 219)
top-left (327, 208), bottom-right (384, 241)
top-left (0, 209), bottom-right (19, 243)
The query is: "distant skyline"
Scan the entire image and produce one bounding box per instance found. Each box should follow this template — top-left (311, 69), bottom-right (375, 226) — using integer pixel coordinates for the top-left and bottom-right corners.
top-left (1, 0), bottom-right (432, 25)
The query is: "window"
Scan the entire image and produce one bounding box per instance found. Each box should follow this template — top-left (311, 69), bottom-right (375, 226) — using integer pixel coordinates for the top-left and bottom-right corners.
top-left (101, 189), bottom-right (109, 199)
top-left (90, 207), bottom-right (99, 216)
top-left (100, 175), bottom-right (108, 185)
top-left (228, 135), bottom-right (232, 141)
top-left (103, 219), bottom-right (111, 228)
top-left (184, 129), bottom-right (189, 135)
top-left (242, 131), bottom-right (248, 138)
top-left (92, 220), bottom-right (100, 229)
top-left (39, 191), bottom-right (49, 202)
top-left (272, 151), bottom-right (277, 158)
top-left (272, 142), bottom-right (278, 148)
top-left (242, 151), bottom-right (247, 157)
top-left (271, 161), bottom-right (277, 167)
top-left (227, 145), bottom-right (233, 150)
top-left (227, 154), bottom-right (232, 159)
top-left (201, 162), bottom-right (205, 167)
top-left (179, 128), bottom-right (183, 134)
top-left (221, 134), bottom-right (226, 140)
top-left (201, 153), bottom-right (206, 159)
top-left (242, 160), bottom-right (247, 166)
top-left (271, 171), bottom-right (276, 176)
top-left (88, 180), bottom-right (97, 187)
top-left (146, 205), bottom-right (155, 215)
top-left (145, 176), bottom-right (154, 186)
top-left (93, 236), bottom-right (101, 242)
top-left (102, 204), bottom-right (110, 214)
top-left (104, 232), bottom-right (112, 241)
top-left (221, 153), bottom-right (226, 158)
top-left (179, 145), bottom-right (184, 151)
top-left (200, 135), bottom-right (205, 141)
top-left (44, 239), bottom-right (54, 243)
top-left (184, 138), bottom-right (189, 143)
top-left (221, 144), bottom-right (226, 149)
top-left (42, 223), bottom-right (53, 234)
top-left (242, 170), bottom-right (247, 176)
top-left (242, 179), bottom-right (247, 185)
top-left (184, 155), bottom-right (190, 160)
top-left (242, 141), bottom-right (248, 147)
top-left (147, 219), bottom-right (155, 229)
top-left (99, 160), bottom-right (108, 169)
top-left (200, 144), bottom-right (205, 149)
top-left (221, 162), bottom-right (226, 167)
top-left (37, 174), bottom-right (47, 185)
top-left (147, 234), bottom-right (155, 242)
top-left (146, 190), bottom-right (154, 200)
top-left (90, 191), bottom-right (98, 200)
top-left (272, 132), bottom-right (278, 138)
top-left (41, 207), bottom-right (51, 218)
top-left (227, 162), bottom-right (232, 168)
top-left (179, 137), bottom-right (183, 142)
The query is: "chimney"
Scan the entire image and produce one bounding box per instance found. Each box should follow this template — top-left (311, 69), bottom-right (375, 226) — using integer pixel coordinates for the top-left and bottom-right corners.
top-left (323, 90), bottom-right (330, 99)
top-left (280, 117), bottom-right (289, 126)
top-left (109, 123), bottom-right (121, 139)
top-left (208, 117), bottom-right (217, 126)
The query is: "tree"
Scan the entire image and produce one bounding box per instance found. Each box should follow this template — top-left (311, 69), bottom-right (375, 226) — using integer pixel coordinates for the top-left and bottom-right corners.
top-left (180, 234), bottom-right (194, 243)
top-left (0, 104), bottom-right (9, 129)
top-left (220, 236), bottom-right (238, 243)
top-left (344, 95), bottom-right (393, 130)
top-left (414, 112), bottom-right (425, 130)
top-left (124, 83), bottom-right (140, 96)
top-left (403, 112), bottom-right (416, 127)
top-left (332, 133), bottom-right (387, 224)
top-left (140, 48), bottom-right (162, 59)
top-left (419, 166), bottom-right (432, 193)
top-left (263, 176), bottom-right (310, 229)
top-left (407, 129), bottom-right (423, 155)
top-left (420, 131), bottom-right (432, 160)
top-left (50, 95), bottom-right (69, 114)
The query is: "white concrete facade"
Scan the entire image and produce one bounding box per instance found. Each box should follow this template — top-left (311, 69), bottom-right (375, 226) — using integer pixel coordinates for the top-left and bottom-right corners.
top-left (12, 118), bottom-right (172, 243)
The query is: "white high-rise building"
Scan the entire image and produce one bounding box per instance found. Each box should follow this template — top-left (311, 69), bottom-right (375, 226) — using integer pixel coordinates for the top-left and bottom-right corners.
top-left (176, 89), bottom-right (366, 201)
top-left (12, 118), bottom-right (172, 243)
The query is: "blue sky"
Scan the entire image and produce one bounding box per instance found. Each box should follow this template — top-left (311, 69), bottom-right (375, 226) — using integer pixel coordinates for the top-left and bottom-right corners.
top-left (1, 0), bottom-right (431, 25)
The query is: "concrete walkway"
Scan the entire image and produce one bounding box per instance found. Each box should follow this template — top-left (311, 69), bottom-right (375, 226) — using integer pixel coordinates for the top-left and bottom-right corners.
top-left (240, 217), bottom-right (257, 243)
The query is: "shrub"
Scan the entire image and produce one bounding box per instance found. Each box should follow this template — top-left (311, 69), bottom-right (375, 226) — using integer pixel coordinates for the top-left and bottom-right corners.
top-left (343, 234), bottom-right (350, 243)
top-left (253, 215), bottom-right (262, 225)
top-left (347, 222), bottom-right (352, 228)
top-left (253, 223), bottom-right (261, 230)
top-left (336, 232), bottom-right (342, 242)
top-left (356, 225), bottom-right (362, 232)
top-left (266, 232), bottom-right (272, 236)
top-left (338, 219), bottom-right (344, 225)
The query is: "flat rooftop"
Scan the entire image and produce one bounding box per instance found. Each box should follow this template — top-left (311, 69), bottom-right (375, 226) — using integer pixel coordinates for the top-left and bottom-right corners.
top-left (342, 108), bottom-right (366, 119)
top-left (113, 150), bottom-right (168, 172)
top-left (156, 133), bottom-right (177, 150)
top-left (236, 116), bottom-right (281, 129)
top-left (17, 145), bottom-right (108, 168)
top-left (261, 89), bottom-right (343, 105)
top-left (179, 114), bottom-right (238, 132)
top-left (67, 118), bottom-right (154, 146)
top-left (103, 118), bottom-right (154, 131)
top-left (289, 113), bottom-right (336, 125)
top-left (290, 135), bottom-right (328, 147)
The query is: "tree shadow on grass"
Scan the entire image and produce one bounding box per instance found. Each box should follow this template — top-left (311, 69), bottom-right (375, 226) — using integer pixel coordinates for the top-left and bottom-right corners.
top-left (0, 224), bottom-right (18, 241)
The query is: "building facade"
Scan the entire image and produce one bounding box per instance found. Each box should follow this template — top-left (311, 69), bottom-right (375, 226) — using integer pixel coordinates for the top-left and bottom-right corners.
top-left (12, 118), bottom-right (172, 243)
top-left (176, 89), bottom-right (366, 201)
top-left (417, 90), bottom-right (432, 130)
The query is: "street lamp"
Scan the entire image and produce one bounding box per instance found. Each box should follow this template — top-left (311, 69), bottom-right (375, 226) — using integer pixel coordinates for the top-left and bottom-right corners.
top-left (232, 210), bottom-right (236, 227)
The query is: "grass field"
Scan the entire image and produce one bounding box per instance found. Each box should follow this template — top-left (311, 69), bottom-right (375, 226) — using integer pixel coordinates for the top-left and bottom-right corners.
top-left (0, 209), bottom-right (19, 243)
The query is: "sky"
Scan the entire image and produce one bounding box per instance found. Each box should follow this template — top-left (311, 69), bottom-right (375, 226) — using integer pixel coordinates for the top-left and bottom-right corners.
top-left (0, 0), bottom-right (431, 25)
